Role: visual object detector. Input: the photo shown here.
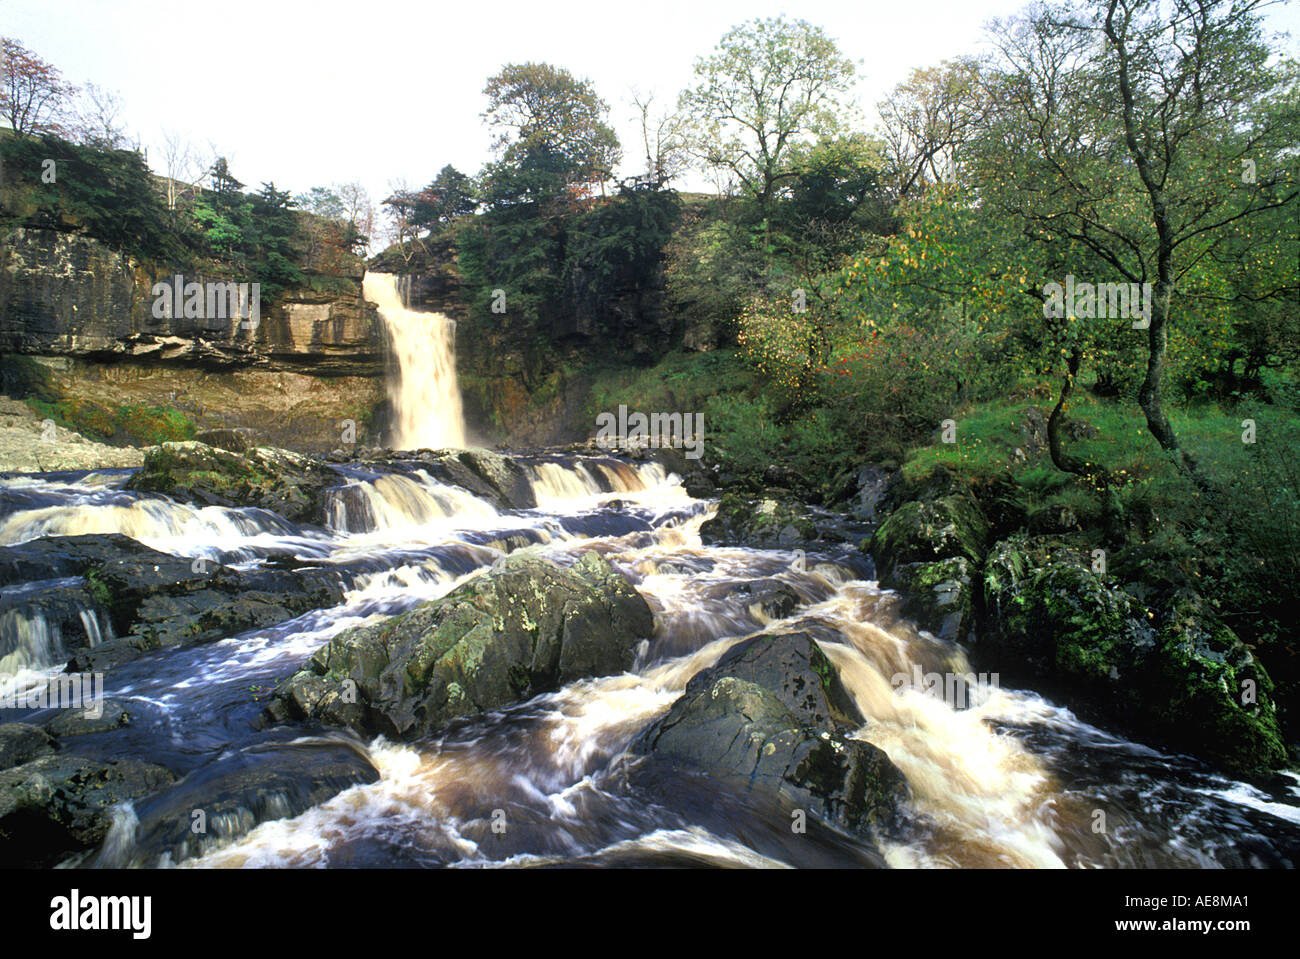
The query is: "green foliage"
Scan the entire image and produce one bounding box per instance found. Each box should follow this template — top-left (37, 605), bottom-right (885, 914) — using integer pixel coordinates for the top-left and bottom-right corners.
top-left (25, 394), bottom-right (195, 446)
top-left (0, 132), bottom-right (184, 261)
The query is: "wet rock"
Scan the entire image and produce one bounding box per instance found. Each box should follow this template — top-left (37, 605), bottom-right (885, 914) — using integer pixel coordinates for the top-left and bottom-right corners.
top-left (0, 534), bottom-right (346, 673)
top-left (266, 551), bottom-right (654, 738)
top-left (868, 492), bottom-right (989, 585)
top-left (0, 754), bottom-right (174, 867)
top-left (848, 465), bottom-right (898, 523)
top-left (126, 441), bottom-right (345, 525)
top-left (636, 634), bottom-right (904, 838)
top-left (0, 579), bottom-right (107, 667)
top-left (0, 722), bottom-right (55, 770)
top-left (887, 556), bottom-right (974, 642)
top-left (113, 738), bottom-right (378, 866)
top-left (736, 580), bottom-right (801, 624)
top-left (700, 493), bottom-right (818, 548)
top-left (980, 535), bottom-right (1286, 775)
top-left (41, 699), bottom-right (132, 737)
top-left (454, 449), bottom-right (537, 509)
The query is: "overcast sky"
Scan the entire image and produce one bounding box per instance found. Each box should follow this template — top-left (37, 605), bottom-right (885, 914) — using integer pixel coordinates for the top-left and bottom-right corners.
top-left (3, 0), bottom-right (1297, 209)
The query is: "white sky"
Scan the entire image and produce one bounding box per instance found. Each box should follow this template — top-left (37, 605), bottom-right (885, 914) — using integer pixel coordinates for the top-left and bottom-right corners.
top-left (2, 0), bottom-right (1297, 208)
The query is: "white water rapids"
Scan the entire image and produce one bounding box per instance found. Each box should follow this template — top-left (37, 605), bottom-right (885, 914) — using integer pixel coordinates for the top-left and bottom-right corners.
top-left (1, 459), bottom-right (1297, 868)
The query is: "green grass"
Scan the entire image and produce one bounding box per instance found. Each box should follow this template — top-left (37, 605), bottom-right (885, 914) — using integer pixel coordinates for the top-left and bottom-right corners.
top-left (26, 397), bottom-right (196, 446)
top-left (584, 350), bottom-right (752, 420)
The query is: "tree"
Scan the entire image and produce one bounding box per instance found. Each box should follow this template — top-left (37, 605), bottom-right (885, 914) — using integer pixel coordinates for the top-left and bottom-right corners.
top-left (878, 58), bottom-right (987, 199)
top-left (413, 164), bottom-right (477, 230)
top-left (295, 186), bottom-right (346, 221)
top-left (679, 17), bottom-right (856, 247)
top-left (207, 156), bottom-right (244, 205)
top-left (982, 0), bottom-right (1299, 483)
top-left (381, 180), bottom-right (423, 260)
top-left (157, 129), bottom-right (207, 213)
top-left (628, 88), bottom-right (688, 185)
top-left (481, 62), bottom-right (620, 202)
top-left (0, 36), bottom-right (76, 136)
top-left (336, 180), bottom-right (375, 249)
top-left (70, 83), bottom-right (133, 150)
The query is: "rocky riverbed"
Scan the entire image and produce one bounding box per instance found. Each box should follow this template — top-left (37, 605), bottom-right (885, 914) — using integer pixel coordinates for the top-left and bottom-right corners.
top-left (0, 438), bottom-right (1297, 869)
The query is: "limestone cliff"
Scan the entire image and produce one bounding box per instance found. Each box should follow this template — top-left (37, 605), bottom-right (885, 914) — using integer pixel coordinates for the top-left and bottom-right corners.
top-left (0, 227), bottom-right (388, 453)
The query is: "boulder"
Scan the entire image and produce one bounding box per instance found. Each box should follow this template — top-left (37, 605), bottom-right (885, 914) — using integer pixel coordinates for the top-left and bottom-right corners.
top-left (701, 493), bottom-right (818, 549)
top-left (636, 633), bottom-right (906, 838)
top-left (0, 722), bottom-right (55, 771)
top-left (868, 492), bottom-right (989, 585)
top-left (0, 754), bottom-right (174, 867)
top-left (266, 551), bottom-right (654, 738)
top-left (736, 580), bottom-right (801, 624)
top-left (887, 556), bottom-right (975, 642)
top-left (980, 535), bottom-right (1286, 775)
top-left (108, 739), bottom-right (378, 866)
top-left (126, 441), bottom-right (344, 525)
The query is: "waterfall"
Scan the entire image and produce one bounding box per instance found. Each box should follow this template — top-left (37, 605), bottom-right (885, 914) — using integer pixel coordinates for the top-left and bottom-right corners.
top-left (364, 272), bottom-right (467, 450)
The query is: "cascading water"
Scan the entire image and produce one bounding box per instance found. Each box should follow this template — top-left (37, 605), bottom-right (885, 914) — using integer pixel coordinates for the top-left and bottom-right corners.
top-left (1, 460), bottom-right (1298, 869)
top-left (364, 272), bottom-right (467, 450)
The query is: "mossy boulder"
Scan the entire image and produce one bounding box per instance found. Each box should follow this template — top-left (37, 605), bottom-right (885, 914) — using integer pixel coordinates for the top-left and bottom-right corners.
top-left (980, 534), bottom-right (1286, 776)
top-left (888, 556), bottom-right (975, 642)
top-left (868, 492), bottom-right (989, 585)
top-left (635, 633), bottom-right (906, 840)
top-left (126, 441), bottom-right (344, 525)
top-left (265, 551), bottom-right (654, 738)
top-left (1145, 593), bottom-right (1286, 774)
top-left (700, 492), bottom-right (818, 548)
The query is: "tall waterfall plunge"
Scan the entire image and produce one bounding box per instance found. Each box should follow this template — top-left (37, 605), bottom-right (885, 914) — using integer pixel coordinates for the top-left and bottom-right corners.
top-left (364, 272), bottom-right (467, 449)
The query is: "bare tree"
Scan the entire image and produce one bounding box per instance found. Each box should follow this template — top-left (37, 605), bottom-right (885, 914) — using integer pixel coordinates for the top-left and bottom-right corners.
top-left (157, 129), bottom-right (207, 211)
top-left (628, 88), bottom-right (688, 185)
top-left (71, 83), bottom-right (133, 149)
top-left (336, 180), bottom-right (375, 251)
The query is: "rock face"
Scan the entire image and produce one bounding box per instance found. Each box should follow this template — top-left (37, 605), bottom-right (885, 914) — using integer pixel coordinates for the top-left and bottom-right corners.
top-left (266, 551), bottom-right (654, 738)
top-left (636, 633), bottom-right (907, 839)
top-left (980, 535), bottom-right (1286, 775)
top-left (0, 227), bottom-right (382, 374)
top-left (0, 753), bottom-right (175, 867)
top-left (126, 441), bottom-right (344, 524)
top-left (0, 533), bottom-right (345, 672)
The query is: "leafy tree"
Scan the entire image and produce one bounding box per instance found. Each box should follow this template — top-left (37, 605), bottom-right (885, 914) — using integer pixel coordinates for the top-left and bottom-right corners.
top-left (248, 181), bottom-right (304, 294)
top-left (878, 59), bottom-right (988, 199)
top-left (414, 165), bottom-right (477, 230)
top-left (963, 0), bottom-right (1300, 485)
top-left (679, 17), bottom-right (856, 249)
top-left (482, 62), bottom-right (620, 202)
top-left (0, 36), bottom-right (75, 136)
top-left (294, 186), bottom-right (346, 221)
